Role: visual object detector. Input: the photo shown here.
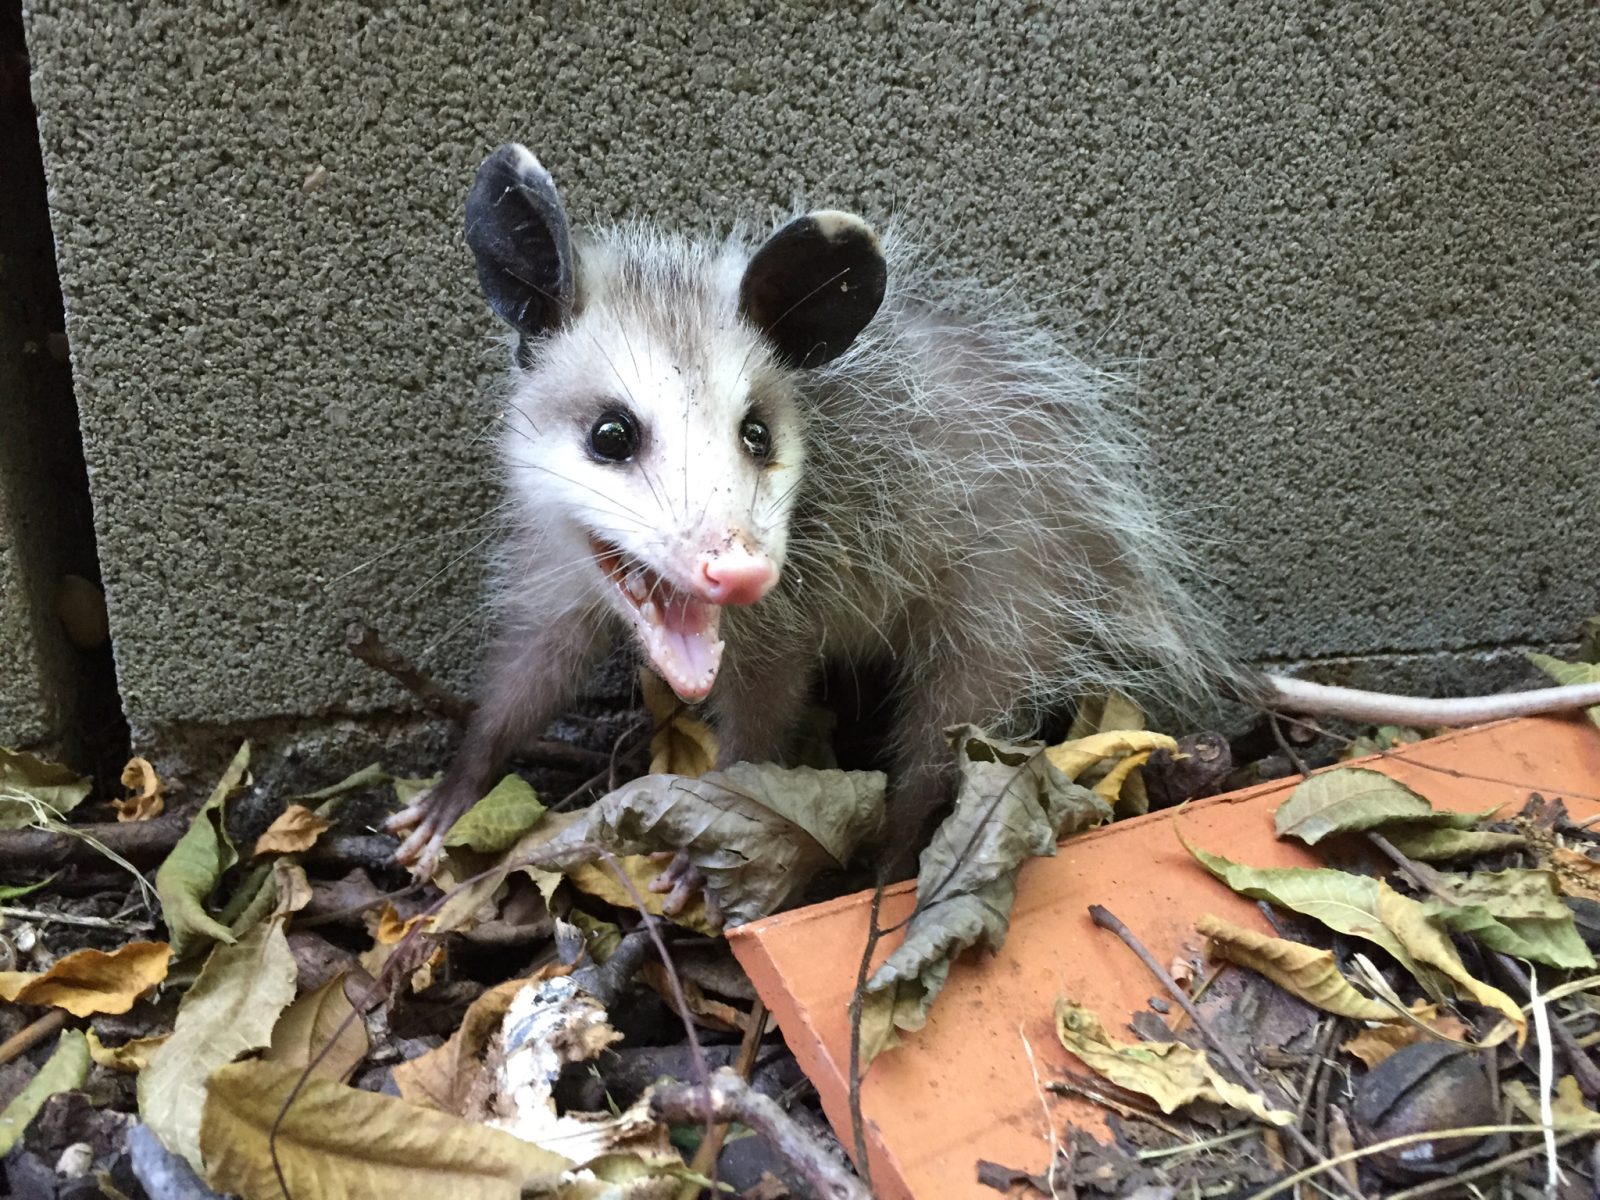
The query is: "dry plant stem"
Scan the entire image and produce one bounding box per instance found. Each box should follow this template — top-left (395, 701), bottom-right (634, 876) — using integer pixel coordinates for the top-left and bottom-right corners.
top-left (1373, 1131), bottom-right (1592, 1200)
top-left (677, 997), bottom-right (769, 1200)
top-left (0, 906), bottom-right (154, 931)
top-left (653, 1070), bottom-right (869, 1200)
top-left (1087, 904), bottom-right (1364, 1200)
top-left (847, 881), bottom-right (886, 1197)
top-left (1366, 830), bottom-right (1600, 1100)
top-left (0, 1008), bottom-right (69, 1066)
top-left (346, 620), bottom-right (473, 723)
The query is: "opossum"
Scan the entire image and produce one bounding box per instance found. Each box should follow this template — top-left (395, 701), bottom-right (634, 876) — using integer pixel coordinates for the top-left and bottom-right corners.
top-left (387, 143), bottom-right (1600, 881)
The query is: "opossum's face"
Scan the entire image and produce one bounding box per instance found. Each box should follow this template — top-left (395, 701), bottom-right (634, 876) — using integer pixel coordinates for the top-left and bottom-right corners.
top-left (465, 144), bottom-right (885, 701)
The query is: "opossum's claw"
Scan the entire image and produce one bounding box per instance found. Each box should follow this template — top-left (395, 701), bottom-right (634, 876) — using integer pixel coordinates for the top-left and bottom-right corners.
top-left (647, 849), bottom-right (722, 931)
top-left (384, 787), bottom-right (461, 881)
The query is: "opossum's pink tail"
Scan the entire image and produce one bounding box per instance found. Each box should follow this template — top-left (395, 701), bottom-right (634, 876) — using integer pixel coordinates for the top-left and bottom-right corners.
top-left (1259, 674), bottom-right (1600, 728)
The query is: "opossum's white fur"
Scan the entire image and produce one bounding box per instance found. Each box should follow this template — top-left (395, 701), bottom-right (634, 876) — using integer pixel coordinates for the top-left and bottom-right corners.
top-left (489, 213), bottom-right (1244, 806)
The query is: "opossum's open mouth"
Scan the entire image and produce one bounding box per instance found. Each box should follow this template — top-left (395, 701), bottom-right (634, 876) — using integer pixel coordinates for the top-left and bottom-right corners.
top-left (590, 536), bottom-right (725, 702)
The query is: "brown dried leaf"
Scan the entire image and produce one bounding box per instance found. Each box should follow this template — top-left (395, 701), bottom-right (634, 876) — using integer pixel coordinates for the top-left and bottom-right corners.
top-left (0, 941), bottom-right (169, 1016)
top-left (253, 804), bottom-right (331, 856)
top-left (1551, 846), bottom-right (1600, 902)
top-left (85, 1029), bottom-right (168, 1074)
top-left (1340, 1007), bottom-right (1472, 1069)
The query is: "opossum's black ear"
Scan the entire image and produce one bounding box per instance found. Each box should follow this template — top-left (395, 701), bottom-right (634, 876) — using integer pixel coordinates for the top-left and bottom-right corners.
top-left (465, 143), bottom-right (575, 337)
top-left (740, 211), bottom-right (886, 368)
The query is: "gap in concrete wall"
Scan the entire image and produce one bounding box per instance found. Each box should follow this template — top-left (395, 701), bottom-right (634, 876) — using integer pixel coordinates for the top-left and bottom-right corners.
top-left (1, 0), bottom-right (128, 788)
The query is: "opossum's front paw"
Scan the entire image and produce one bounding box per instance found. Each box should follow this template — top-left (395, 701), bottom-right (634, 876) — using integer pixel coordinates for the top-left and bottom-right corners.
top-left (384, 785), bottom-right (472, 881)
top-left (647, 849), bottom-right (722, 931)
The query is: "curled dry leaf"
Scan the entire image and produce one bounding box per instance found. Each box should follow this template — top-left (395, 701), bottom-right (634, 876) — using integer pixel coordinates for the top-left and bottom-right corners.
top-left (520, 762), bottom-right (886, 929)
top-left (642, 668), bottom-right (717, 777)
top-left (0, 940), bottom-right (170, 1016)
top-left (154, 741), bottom-right (250, 958)
top-left (0, 746), bottom-right (91, 828)
top-left (0, 1030), bottom-right (89, 1155)
top-left (1054, 1000), bottom-right (1295, 1126)
top-left (116, 756), bottom-right (166, 821)
top-left (200, 1060), bottom-right (571, 1200)
top-left (137, 917), bottom-right (298, 1172)
top-left (266, 971), bottom-right (370, 1084)
top-left (252, 804), bottom-right (331, 856)
top-left (1504, 1075), bottom-right (1600, 1130)
top-left (861, 727), bottom-right (1110, 1064)
top-left (1274, 767), bottom-right (1495, 846)
top-left (1196, 914), bottom-right (1396, 1021)
top-left (1551, 846), bottom-right (1600, 902)
top-left (86, 1028), bottom-right (169, 1074)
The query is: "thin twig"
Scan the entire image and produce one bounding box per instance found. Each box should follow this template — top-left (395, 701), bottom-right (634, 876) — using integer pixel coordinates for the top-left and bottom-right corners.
top-left (652, 1070), bottom-right (868, 1200)
top-left (846, 881), bottom-right (886, 1197)
top-left (346, 620), bottom-right (473, 723)
top-left (678, 997), bottom-right (769, 1199)
top-left (1088, 904), bottom-right (1364, 1200)
top-left (0, 1008), bottom-right (69, 1066)
top-left (0, 906), bottom-right (154, 931)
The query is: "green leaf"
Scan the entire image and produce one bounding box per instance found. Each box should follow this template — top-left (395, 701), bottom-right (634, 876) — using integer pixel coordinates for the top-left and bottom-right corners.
top-left (862, 727), bottom-right (1112, 1064)
top-left (1379, 825), bottom-right (1526, 862)
top-left (155, 742), bottom-right (250, 958)
top-left (291, 763), bottom-right (393, 820)
top-left (1372, 883), bottom-right (1525, 1037)
top-left (1526, 653), bottom-right (1600, 726)
top-left (444, 774), bottom-right (546, 853)
top-left (1274, 768), bottom-right (1495, 845)
top-left (137, 917), bottom-right (298, 1173)
top-left (0, 748), bottom-right (91, 828)
top-left (0, 873), bottom-right (58, 901)
top-left (1425, 867), bottom-right (1595, 969)
top-left (0, 1030), bottom-right (90, 1154)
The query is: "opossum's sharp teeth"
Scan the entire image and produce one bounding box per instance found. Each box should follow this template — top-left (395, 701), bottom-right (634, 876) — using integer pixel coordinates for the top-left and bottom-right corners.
top-left (590, 535), bottom-right (724, 702)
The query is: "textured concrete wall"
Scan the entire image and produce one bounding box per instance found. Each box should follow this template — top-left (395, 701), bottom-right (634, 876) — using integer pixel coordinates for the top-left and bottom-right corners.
top-left (21, 0), bottom-right (1600, 741)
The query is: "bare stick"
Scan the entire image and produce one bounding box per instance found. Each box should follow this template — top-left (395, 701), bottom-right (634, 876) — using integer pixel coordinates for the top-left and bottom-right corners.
top-left (1088, 904), bottom-right (1364, 1200)
top-left (847, 882), bottom-right (887, 1196)
top-left (346, 620), bottom-right (474, 722)
top-left (0, 1008), bottom-right (69, 1066)
top-left (678, 997), bottom-right (769, 1200)
top-left (652, 1069), bottom-right (868, 1200)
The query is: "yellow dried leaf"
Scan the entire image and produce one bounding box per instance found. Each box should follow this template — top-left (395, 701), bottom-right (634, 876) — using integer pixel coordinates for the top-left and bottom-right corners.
top-left (1197, 915), bottom-right (1396, 1021)
top-left (565, 856), bottom-right (716, 936)
top-left (373, 902), bottom-right (425, 945)
top-left (1092, 749), bottom-right (1153, 807)
top-left (1374, 882), bottom-right (1526, 1040)
top-left (0, 941), bottom-right (169, 1016)
top-left (642, 668), bottom-right (718, 777)
top-left (115, 756), bottom-right (165, 821)
top-left (1044, 729), bottom-right (1177, 783)
top-left (253, 804), bottom-right (331, 856)
top-left (1055, 999), bottom-right (1294, 1126)
top-left (1505, 1075), bottom-right (1600, 1130)
top-left (85, 1028), bottom-right (168, 1074)
top-left (266, 972), bottom-right (369, 1083)
top-left (200, 1061), bottom-right (571, 1200)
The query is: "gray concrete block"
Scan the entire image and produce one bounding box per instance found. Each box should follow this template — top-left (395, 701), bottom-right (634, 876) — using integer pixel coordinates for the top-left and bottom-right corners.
top-left (22, 0), bottom-right (1600, 737)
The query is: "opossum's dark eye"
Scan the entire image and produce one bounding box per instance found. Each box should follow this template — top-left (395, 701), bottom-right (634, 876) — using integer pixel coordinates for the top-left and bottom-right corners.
top-left (588, 410), bottom-right (638, 462)
top-left (740, 415), bottom-right (772, 463)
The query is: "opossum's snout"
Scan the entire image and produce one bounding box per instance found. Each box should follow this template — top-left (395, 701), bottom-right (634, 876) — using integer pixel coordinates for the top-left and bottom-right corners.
top-left (696, 546), bottom-right (777, 606)
top-left (590, 535), bottom-right (730, 701)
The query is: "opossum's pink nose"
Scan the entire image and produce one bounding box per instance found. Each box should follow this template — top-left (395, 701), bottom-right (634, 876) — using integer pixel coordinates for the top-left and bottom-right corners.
top-left (696, 548), bottom-right (777, 606)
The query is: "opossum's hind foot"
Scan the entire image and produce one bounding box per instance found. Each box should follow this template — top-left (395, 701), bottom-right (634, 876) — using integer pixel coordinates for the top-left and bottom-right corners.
top-left (384, 784), bottom-right (474, 881)
top-left (647, 849), bottom-right (723, 931)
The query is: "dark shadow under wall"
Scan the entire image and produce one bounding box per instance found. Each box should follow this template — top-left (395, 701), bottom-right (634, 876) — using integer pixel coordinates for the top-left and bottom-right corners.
top-left (0, 0), bottom-right (128, 788)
